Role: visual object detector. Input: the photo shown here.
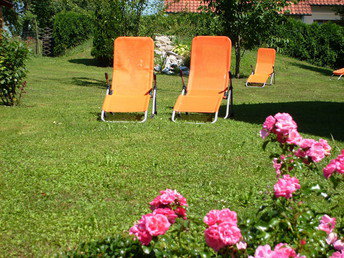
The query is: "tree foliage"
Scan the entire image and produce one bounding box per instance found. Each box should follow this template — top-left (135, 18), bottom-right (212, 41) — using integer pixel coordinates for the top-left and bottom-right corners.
top-left (204, 0), bottom-right (296, 77)
top-left (91, 0), bottom-right (147, 66)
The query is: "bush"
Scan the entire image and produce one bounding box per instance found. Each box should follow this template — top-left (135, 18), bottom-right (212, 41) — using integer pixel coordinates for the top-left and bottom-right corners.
top-left (91, 0), bottom-right (146, 66)
top-left (53, 11), bottom-right (92, 56)
top-left (0, 34), bottom-right (29, 106)
top-left (268, 19), bottom-right (344, 68)
top-left (140, 12), bottom-right (220, 43)
top-left (66, 113), bottom-right (344, 257)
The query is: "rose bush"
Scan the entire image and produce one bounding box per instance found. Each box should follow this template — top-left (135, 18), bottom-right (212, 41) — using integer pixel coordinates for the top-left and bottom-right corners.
top-left (69, 113), bottom-right (343, 257)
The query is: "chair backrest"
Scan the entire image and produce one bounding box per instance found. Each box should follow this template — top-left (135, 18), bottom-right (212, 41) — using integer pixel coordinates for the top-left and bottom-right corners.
top-left (112, 37), bottom-right (154, 95)
top-left (255, 48), bottom-right (276, 75)
top-left (187, 36), bottom-right (231, 93)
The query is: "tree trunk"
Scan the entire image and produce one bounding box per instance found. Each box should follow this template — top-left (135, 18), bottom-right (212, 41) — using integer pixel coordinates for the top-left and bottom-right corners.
top-left (234, 39), bottom-right (241, 78)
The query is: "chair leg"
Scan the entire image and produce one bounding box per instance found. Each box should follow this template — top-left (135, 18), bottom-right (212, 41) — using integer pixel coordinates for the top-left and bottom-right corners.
top-left (211, 112), bottom-right (219, 124)
top-left (338, 74), bottom-right (343, 80)
top-left (151, 88), bottom-right (157, 118)
top-left (224, 89), bottom-right (233, 119)
top-left (171, 111), bottom-right (177, 122)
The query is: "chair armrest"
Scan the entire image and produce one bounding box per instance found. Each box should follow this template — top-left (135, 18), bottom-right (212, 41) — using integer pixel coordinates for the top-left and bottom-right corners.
top-left (250, 65), bottom-right (254, 75)
top-left (153, 73), bottom-right (157, 90)
top-left (179, 70), bottom-right (187, 94)
top-left (105, 72), bottom-right (112, 95)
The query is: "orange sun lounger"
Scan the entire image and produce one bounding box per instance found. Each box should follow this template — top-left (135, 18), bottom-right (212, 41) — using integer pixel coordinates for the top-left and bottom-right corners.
top-left (332, 68), bottom-right (344, 80)
top-left (171, 36), bottom-right (233, 124)
top-left (101, 37), bottom-right (156, 123)
top-left (246, 48), bottom-right (276, 88)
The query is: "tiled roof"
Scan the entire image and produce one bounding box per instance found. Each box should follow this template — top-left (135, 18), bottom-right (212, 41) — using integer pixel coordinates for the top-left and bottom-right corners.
top-left (165, 0), bottom-right (208, 13)
top-left (309, 0), bottom-right (344, 5)
top-left (284, 0), bottom-right (344, 15)
top-left (283, 1), bottom-right (312, 15)
top-left (165, 0), bottom-right (344, 15)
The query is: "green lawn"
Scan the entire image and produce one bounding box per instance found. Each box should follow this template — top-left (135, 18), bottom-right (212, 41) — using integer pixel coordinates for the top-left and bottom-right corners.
top-left (0, 43), bottom-right (343, 256)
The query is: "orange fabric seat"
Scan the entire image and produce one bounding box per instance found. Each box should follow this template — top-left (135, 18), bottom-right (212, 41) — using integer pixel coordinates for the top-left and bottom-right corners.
top-left (172, 36), bottom-right (233, 123)
top-left (101, 37), bottom-right (156, 122)
top-left (174, 95), bottom-right (223, 113)
top-left (102, 95), bottom-right (150, 113)
top-left (333, 68), bottom-right (344, 75)
top-left (247, 73), bottom-right (271, 84)
top-left (246, 48), bottom-right (276, 87)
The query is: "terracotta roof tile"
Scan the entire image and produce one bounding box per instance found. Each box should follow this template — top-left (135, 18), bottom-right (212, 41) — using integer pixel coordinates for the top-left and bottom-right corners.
top-left (165, 0), bottom-right (208, 13)
top-left (164, 0), bottom-right (344, 15)
top-left (283, 1), bottom-right (312, 15)
top-left (309, 0), bottom-right (344, 5)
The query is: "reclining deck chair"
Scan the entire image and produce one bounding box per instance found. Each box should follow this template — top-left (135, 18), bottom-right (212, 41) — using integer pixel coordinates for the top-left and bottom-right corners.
top-left (101, 37), bottom-right (156, 123)
top-left (172, 36), bottom-right (233, 124)
top-left (332, 68), bottom-right (344, 80)
top-left (246, 48), bottom-right (276, 88)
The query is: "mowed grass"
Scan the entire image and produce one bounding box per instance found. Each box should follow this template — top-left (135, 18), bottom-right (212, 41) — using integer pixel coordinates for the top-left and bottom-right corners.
top-left (0, 42), bottom-right (344, 256)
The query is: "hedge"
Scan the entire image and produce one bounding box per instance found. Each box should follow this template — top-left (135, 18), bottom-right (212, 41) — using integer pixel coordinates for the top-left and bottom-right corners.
top-left (268, 19), bottom-right (344, 68)
top-left (53, 11), bottom-right (92, 56)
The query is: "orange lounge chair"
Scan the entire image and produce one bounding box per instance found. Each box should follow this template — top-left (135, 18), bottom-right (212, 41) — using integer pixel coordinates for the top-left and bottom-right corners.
top-left (332, 68), bottom-right (344, 80)
top-left (101, 37), bottom-right (156, 123)
top-left (171, 36), bottom-right (233, 124)
top-left (246, 48), bottom-right (276, 88)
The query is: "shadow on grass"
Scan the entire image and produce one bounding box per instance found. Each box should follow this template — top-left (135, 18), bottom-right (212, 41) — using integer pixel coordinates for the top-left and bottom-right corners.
top-left (219, 101), bottom-right (344, 141)
top-left (72, 77), bottom-right (106, 88)
top-left (290, 62), bottom-right (332, 76)
top-left (93, 112), bottom-right (147, 122)
top-left (68, 58), bottom-right (105, 67)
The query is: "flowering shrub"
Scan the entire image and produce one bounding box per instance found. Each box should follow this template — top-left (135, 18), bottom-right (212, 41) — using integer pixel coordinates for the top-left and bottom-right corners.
top-left (129, 189), bottom-right (188, 246)
top-left (273, 174), bottom-right (300, 199)
top-left (69, 113), bottom-right (343, 257)
top-left (324, 150), bottom-right (344, 179)
top-left (250, 243), bottom-right (305, 258)
top-left (203, 209), bottom-right (244, 254)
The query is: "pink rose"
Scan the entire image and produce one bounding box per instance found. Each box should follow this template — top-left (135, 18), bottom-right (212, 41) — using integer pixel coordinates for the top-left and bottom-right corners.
top-left (174, 207), bottom-right (187, 219)
top-left (274, 113), bottom-right (297, 135)
top-left (153, 208), bottom-right (178, 224)
top-left (144, 213), bottom-right (170, 236)
top-left (274, 243), bottom-right (297, 257)
top-left (260, 129), bottom-right (270, 139)
top-left (129, 220), bottom-right (152, 245)
top-left (218, 222), bottom-right (242, 245)
top-left (204, 209), bottom-right (237, 226)
top-left (326, 232), bottom-right (338, 245)
top-left (334, 240), bottom-right (344, 251)
top-left (324, 161), bottom-right (337, 179)
top-left (273, 158), bottom-right (282, 176)
top-left (254, 245), bottom-right (273, 257)
top-left (204, 224), bottom-right (226, 252)
top-left (263, 115), bottom-right (276, 131)
top-left (274, 175), bottom-right (300, 199)
top-left (294, 149), bottom-right (306, 158)
top-left (236, 241), bottom-right (247, 250)
top-left (319, 139), bottom-right (331, 156)
top-left (217, 209), bottom-right (238, 225)
top-left (286, 129), bottom-right (302, 145)
top-left (204, 210), bottom-right (220, 226)
top-left (331, 250), bottom-right (344, 258)
top-left (318, 215), bottom-right (336, 234)
top-left (306, 142), bottom-right (326, 163)
top-left (299, 139), bottom-right (317, 149)
top-left (150, 189), bottom-right (188, 210)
